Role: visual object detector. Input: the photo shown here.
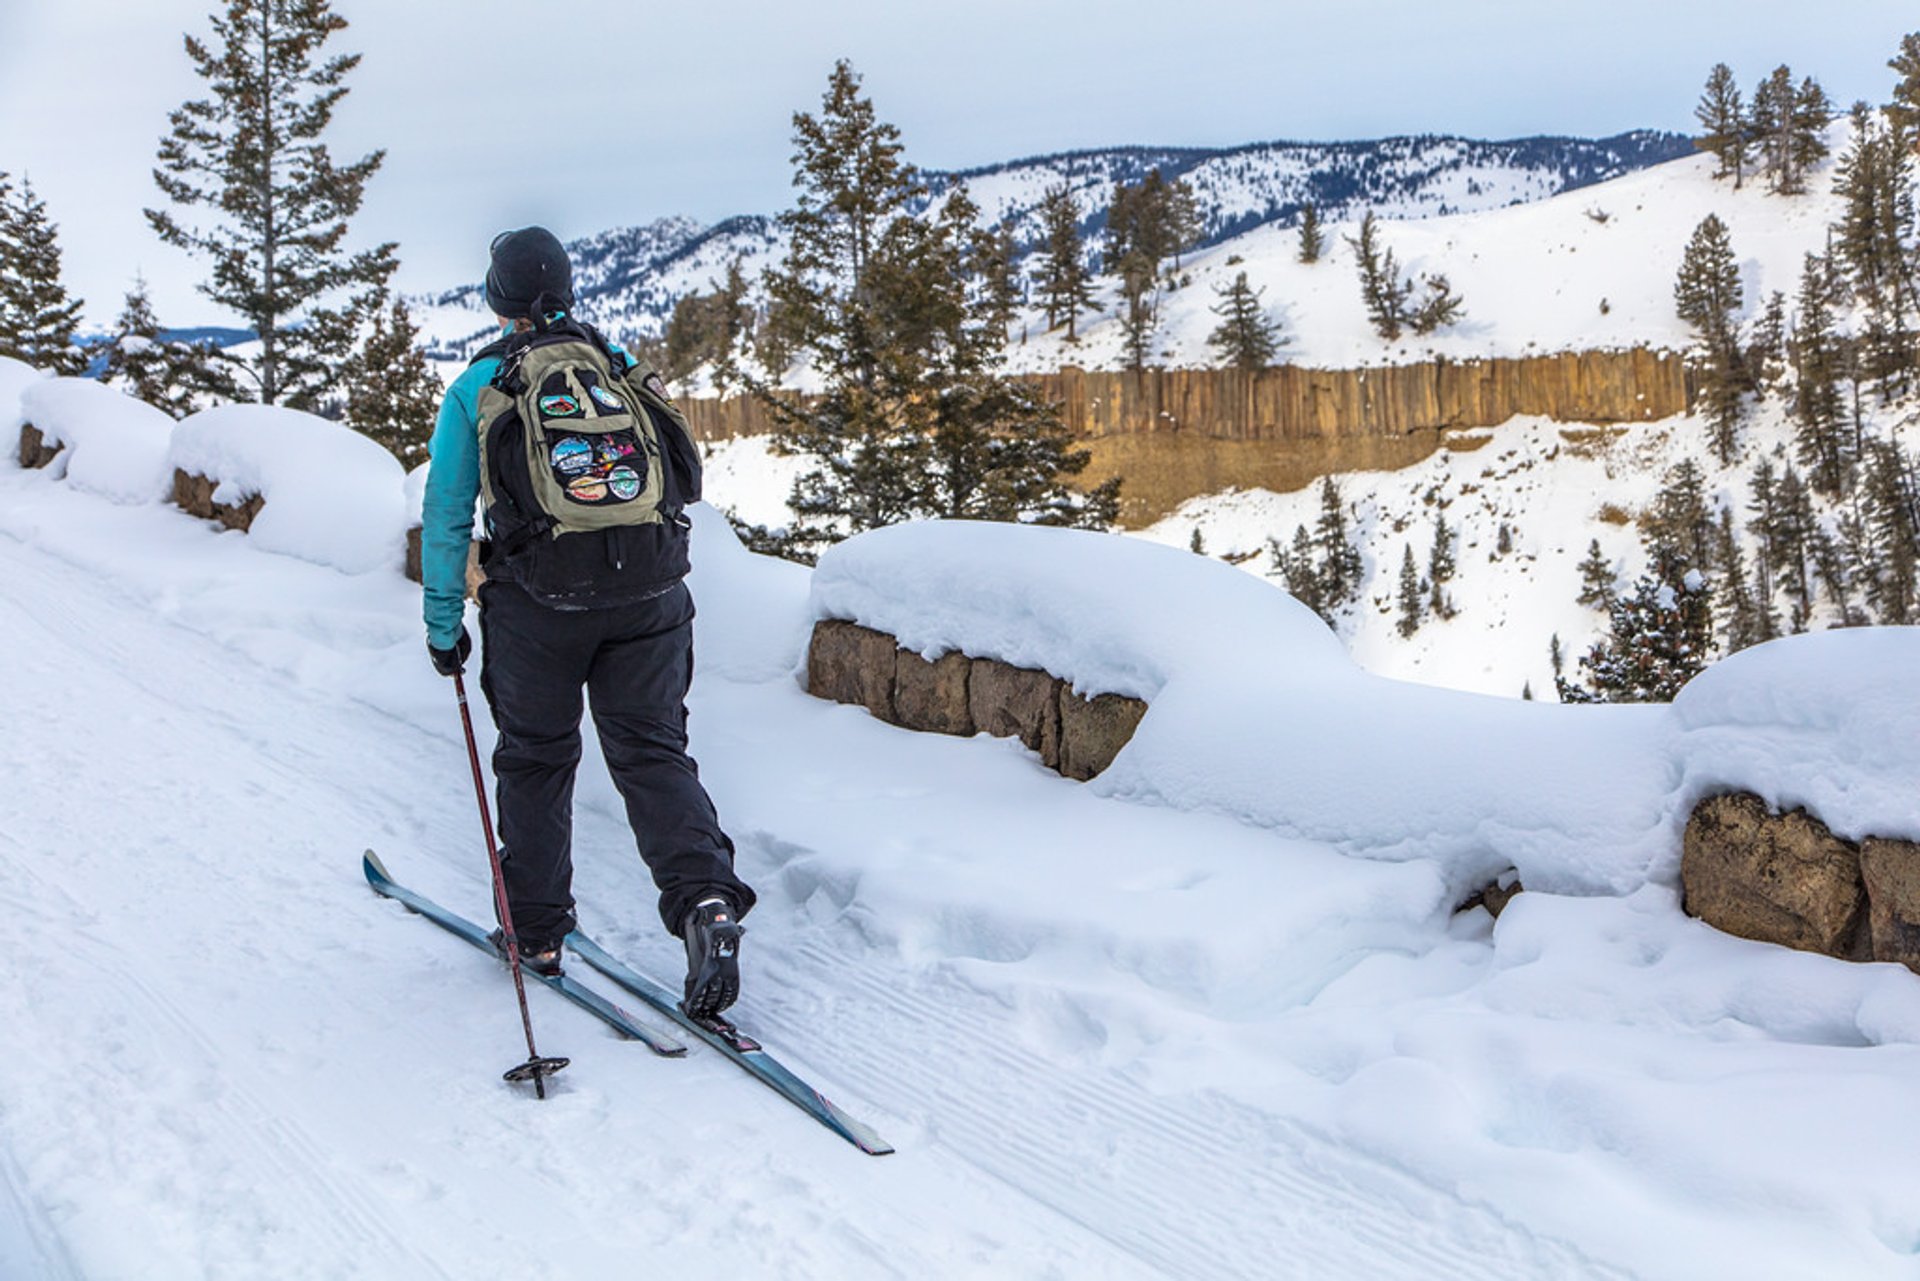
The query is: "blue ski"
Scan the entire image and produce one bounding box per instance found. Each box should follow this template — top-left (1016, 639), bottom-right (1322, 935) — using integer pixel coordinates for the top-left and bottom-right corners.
top-left (565, 929), bottom-right (895, 1155)
top-left (362, 851), bottom-right (685, 1057)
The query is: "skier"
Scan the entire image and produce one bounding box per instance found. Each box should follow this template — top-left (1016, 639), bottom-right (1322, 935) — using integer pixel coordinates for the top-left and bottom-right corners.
top-left (419, 226), bottom-right (755, 1019)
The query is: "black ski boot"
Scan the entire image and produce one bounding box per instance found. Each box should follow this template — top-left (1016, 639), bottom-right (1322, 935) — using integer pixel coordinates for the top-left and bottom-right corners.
top-left (682, 897), bottom-right (743, 1019)
top-left (489, 927), bottom-right (564, 978)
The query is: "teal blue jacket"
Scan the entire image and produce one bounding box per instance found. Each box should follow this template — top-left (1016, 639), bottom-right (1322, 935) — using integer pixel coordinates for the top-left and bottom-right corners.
top-left (420, 356), bottom-right (499, 649)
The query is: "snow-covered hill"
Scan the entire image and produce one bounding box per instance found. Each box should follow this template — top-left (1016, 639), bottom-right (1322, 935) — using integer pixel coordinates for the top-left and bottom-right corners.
top-left (411, 130), bottom-right (1691, 360)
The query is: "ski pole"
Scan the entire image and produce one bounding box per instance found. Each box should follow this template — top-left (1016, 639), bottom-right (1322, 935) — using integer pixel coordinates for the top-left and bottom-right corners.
top-left (453, 670), bottom-right (568, 1098)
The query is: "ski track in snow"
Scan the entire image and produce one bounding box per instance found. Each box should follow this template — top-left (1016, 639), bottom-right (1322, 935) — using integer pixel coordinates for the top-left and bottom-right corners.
top-left (0, 500), bottom-right (1631, 1278)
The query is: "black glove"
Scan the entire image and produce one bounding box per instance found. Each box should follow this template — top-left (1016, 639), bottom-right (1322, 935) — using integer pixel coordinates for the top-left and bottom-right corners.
top-left (428, 627), bottom-right (472, 677)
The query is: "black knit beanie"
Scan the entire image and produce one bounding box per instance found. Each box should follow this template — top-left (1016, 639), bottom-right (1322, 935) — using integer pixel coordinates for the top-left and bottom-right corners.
top-left (484, 226), bottom-right (574, 318)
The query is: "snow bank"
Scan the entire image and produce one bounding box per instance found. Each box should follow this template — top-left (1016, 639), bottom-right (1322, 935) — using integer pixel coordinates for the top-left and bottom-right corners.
top-left (1671, 627), bottom-right (1920, 844)
top-left (17, 377), bottom-right (176, 504)
top-left (0, 356), bottom-right (49, 449)
top-left (811, 520), bottom-right (1346, 701)
top-left (170, 404), bottom-right (408, 575)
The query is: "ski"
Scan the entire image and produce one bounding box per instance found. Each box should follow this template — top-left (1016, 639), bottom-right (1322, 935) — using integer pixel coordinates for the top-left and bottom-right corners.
top-left (565, 929), bottom-right (895, 1156)
top-left (362, 851), bottom-right (685, 1057)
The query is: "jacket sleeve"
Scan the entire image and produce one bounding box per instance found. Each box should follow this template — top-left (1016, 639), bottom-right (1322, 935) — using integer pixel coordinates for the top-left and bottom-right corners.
top-left (420, 362), bottom-right (492, 648)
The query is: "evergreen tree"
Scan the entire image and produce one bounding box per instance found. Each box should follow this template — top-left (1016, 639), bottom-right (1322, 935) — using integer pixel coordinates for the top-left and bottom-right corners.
top-left (1407, 273), bottom-right (1466, 335)
top-left (1116, 248), bottom-right (1158, 371)
top-left (1862, 438), bottom-right (1920, 622)
top-left (1674, 213), bottom-right (1746, 462)
top-left (1313, 477), bottom-right (1364, 610)
top-left (970, 222), bottom-right (1022, 344)
top-left (665, 262), bottom-right (752, 386)
top-left (146, 0), bottom-right (395, 408)
top-left (1711, 509), bottom-right (1767, 651)
top-left (1207, 271), bottom-right (1282, 371)
top-left (1643, 458), bottom-right (1717, 572)
top-left (1831, 106), bottom-right (1917, 395)
top-left (1275, 523), bottom-right (1326, 620)
top-left (1189, 527), bottom-right (1206, 555)
top-left (747, 62), bottom-right (1117, 561)
top-left (1395, 543), bottom-right (1425, 637)
top-left (1748, 289), bottom-right (1789, 391)
top-left (1035, 183), bottom-right (1097, 341)
top-left (96, 278), bottom-right (238, 416)
top-left (1789, 76), bottom-right (1834, 185)
top-left (1890, 32), bottom-right (1920, 142)
top-left (1767, 464), bottom-right (1818, 628)
top-left (1348, 211), bottom-right (1411, 341)
top-left (1790, 252), bottom-right (1853, 495)
top-left (1751, 65), bottom-right (1801, 193)
top-left (1694, 63), bottom-right (1750, 187)
top-left (1557, 547), bottom-right (1714, 704)
top-left (1297, 203), bottom-right (1324, 264)
top-left (1576, 537), bottom-right (1616, 609)
top-left (0, 174), bottom-right (87, 375)
top-left (337, 295), bottom-right (439, 466)
top-left (1747, 456), bottom-right (1781, 618)
top-left (1427, 515), bottom-right (1458, 619)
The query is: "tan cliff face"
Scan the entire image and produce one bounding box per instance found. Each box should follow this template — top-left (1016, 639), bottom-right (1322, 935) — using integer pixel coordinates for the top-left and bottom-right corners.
top-left (678, 348), bottom-right (1690, 526)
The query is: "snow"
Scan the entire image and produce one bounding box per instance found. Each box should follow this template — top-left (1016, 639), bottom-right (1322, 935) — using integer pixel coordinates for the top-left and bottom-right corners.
top-left (0, 356), bottom-right (48, 444)
top-left (17, 376), bottom-right (176, 504)
top-left (7, 362), bottom-right (1920, 1278)
top-left (169, 403), bottom-right (410, 575)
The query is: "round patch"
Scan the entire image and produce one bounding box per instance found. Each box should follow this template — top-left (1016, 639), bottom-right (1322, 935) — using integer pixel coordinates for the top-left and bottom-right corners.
top-left (566, 475), bottom-right (608, 503)
top-left (589, 384), bottom-right (625, 411)
top-left (595, 438), bottom-right (637, 465)
top-left (538, 393), bottom-right (582, 418)
top-left (550, 437), bottom-right (592, 473)
top-left (607, 466), bottom-right (641, 501)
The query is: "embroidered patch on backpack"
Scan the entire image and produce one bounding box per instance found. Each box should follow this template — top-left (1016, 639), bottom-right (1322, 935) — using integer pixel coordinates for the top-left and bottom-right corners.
top-left (539, 393), bottom-right (582, 418)
top-left (589, 384), bottom-right (625, 411)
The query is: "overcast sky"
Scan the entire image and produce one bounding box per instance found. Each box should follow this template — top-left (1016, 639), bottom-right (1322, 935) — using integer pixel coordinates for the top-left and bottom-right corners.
top-left (1, 0), bottom-right (1915, 329)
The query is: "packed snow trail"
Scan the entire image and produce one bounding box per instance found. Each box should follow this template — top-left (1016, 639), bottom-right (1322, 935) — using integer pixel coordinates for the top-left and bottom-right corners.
top-left (0, 482), bottom-right (1624, 1277)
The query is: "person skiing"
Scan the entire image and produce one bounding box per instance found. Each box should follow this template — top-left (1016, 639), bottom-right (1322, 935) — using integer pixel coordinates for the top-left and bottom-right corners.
top-left (419, 225), bottom-right (754, 1020)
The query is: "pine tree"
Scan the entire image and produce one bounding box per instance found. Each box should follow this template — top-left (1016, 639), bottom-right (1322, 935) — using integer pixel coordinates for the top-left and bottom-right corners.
top-left (1395, 543), bottom-right (1425, 637)
top-left (1297, 203), bottom-right (1324, 264)
top-left (146, 0), bottom-right (395, 409)
top-left (1862, 439), bottom-right (1920, 622)
top-left (1427, 515), bottom-right (1458, 618)
top-left (748, 62), bottom-right (1117, 560)
top-left (1348, 211), bottom-right (1408, 340)
top-left (1791, 253), bottom-right (1853, 495)
top-left (1207, 271), bottom-right (1282, 371)
top-left (1035, 183), bottom-right (1097, 341)
top-left (970, 223), bottom-right (1022, 344)
top-left (1789, 76), bottom-right (1834, 185)
top-left (96, 278), bottom-right (238, 416)
top-left (1576, 537), bottom-right (1616, 608)
top-left (1275, 523), bottom-right (1326, 620)
top-left (337, 296), bottom-right (439, 466)
top-left (1711, 509), bottom-right (1766, 651)
top-left (1116, 248), bottom-right (1158, 371)
top-left (1768, 464), bottom-right (1818, 628)
top-left (1674, 213), bottom-right (1746, 462)
top-left (1407, 274), bottom-right (1466, 335)
top-left (0, 174), bottom-right (87, 375)
top-left (1643, 458), bottom-right (1717, 572)
top-left (1752, 65), bottom-right (1799, 193)
top-left (1694, 63), bottom-right (1750, 187)
top-left (1890, 32), bottom-right (1920, 142)
top-left (1749, 290), bottom-right (1789, 391)
top-left (1313, 477), bottom-right (1364, 610)
top-left (1557, 547), bottom-right (1714, 704)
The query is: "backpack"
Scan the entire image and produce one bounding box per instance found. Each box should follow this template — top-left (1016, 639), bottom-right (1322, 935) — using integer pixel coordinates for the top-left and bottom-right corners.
top-left (470, 316), bottom-right (703, 607)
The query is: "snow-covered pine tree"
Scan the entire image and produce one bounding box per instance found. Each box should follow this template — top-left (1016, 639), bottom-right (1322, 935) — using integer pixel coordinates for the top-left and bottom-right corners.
top-left (1313, 478), bottom-right (1364, 612)
top-left (1207, 271), bottom-right (1282, 371)
top-left (95, 279), bottom-right (239, 417)
top-left (1557, 547), bottom-right (1715, 704)
top-left (1673, 213), bottom-right (1746, 462)
top-left (1694, 63), bottom-right (1750, 188)
top-left (146, 0), bottom-right (395, 410)
top-left (337, 296), bottom-right (439, 467)
top-left (0, 174), bottom-right (87, 375)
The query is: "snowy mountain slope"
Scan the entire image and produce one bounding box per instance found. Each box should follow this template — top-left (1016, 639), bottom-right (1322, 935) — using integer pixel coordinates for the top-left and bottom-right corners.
top-left (7, 374), bottom-right (1920, 1276)
top-left (411, 131), bottom-right (1690, 359)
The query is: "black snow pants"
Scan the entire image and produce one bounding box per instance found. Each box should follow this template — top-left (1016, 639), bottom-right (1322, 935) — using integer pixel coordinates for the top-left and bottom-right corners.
top-left (476, 577), bottom-right (755, 949)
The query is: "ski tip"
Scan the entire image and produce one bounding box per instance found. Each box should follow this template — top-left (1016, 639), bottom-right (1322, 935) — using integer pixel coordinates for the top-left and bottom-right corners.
top-left (362, 849), bottom-right (392, 886)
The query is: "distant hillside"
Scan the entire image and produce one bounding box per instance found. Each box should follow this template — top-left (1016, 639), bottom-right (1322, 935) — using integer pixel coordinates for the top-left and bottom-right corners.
top-left (410, 130), bottom-right (1692, 361)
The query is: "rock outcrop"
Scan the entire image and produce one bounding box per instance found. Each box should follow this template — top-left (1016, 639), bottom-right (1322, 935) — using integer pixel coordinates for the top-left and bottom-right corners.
top-left (17, 423), bottom-right (60, 469)
top-left (805, 619), bottom-right (1146, 780)
top-left (171, 468), bottom-right (264, 532)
